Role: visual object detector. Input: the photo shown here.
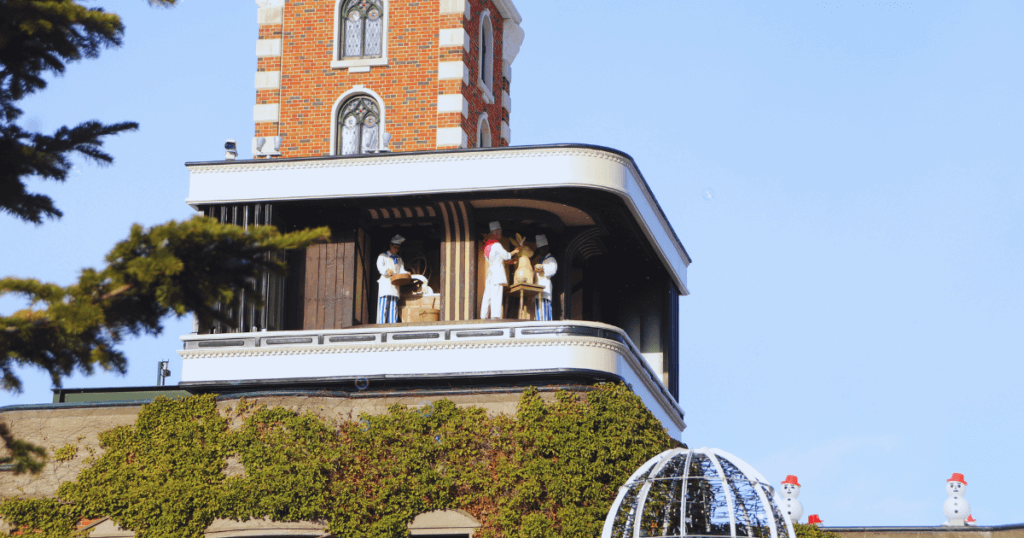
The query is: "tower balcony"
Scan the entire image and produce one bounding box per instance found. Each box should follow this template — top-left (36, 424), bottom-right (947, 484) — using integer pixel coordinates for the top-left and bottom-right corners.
top-left (178, 319), bottom-right (685, 438)
top-left (183, 144), bottom-right (690, 435)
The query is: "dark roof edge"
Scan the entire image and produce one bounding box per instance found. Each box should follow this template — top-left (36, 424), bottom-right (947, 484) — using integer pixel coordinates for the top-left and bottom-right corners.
top-left (178, 368), bottom-right (624, 391)
top-left (0, 399), bottom-right (167, 412)
top-left (1, 369), bottom-right (633, 413)
top-left (821, 524), bottom-right (1024, 532)
top-left (184, 143), bottom-right (692, 265)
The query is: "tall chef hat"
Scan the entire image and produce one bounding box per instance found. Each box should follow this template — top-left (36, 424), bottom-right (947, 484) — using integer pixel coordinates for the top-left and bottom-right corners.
top-left (535, 234), bottom-right (548, 248)
top-left (488, 221), bottom-right (502, 232)
top-left (390, 234), bottom-right (406, 245)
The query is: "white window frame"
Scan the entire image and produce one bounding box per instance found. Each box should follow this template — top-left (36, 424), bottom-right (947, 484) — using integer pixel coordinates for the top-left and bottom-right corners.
top-left (330, 87), bottom-right (387, 155)
top-left (332, 0), bottom-right (389, 70)
top-left (477, 10), bottom-right (495, 104)
top-left (476, 113), bottom-right (492, 148)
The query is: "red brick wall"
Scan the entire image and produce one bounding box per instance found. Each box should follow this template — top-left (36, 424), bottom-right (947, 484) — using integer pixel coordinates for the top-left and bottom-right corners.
top-left (254, 0), bottom-right (507, 158)
top-left (463, 0), bottom-right (505, 147)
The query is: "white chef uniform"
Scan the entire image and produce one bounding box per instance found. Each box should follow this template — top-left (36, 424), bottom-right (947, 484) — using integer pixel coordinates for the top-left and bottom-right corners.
top-left (533, 234), bottom-right (557, 321)
top-left (376, 235), bottom-right (407, 323)
top-left (480, 236), bottom-right (512, 319)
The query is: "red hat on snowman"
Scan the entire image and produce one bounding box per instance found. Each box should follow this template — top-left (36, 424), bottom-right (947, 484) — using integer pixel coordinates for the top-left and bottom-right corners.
top-left (807, 515), bottom-right (823, 525)
top-left (781, 475), bottom-right (801, 487)
top-left (947, 473), bottom-right (967, 485)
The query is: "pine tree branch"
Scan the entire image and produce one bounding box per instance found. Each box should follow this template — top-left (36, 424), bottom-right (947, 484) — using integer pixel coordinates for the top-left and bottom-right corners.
top-left (0, 0), bottom-right (125, 105)
top-left (0, 120), bottom-right (138, 223)
top-left (0, 217), bottom-right (329, 394)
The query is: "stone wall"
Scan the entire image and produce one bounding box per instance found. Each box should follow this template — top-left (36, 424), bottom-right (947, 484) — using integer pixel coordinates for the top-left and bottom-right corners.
top-left (0, 387), bottom-right (566, 499)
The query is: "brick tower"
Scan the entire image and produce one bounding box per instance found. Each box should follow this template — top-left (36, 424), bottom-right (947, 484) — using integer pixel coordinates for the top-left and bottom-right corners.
top-left (252, 0), bottom-right (524, 157)
top-left (1, 5), bottom-right (696, 533)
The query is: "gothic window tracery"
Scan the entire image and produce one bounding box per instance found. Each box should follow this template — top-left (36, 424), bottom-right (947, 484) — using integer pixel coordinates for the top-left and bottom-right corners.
top-left (477, 114), bottom-right (492, 148)
top-left (479, 14), bottom-right (494, 94)
top-left (337, 96), bottom-right (380, 155)
top-left (341, 0), bottom-right (383, 59)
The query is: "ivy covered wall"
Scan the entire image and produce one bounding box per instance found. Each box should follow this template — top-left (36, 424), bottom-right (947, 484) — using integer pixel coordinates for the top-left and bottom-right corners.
top-left (1, 384), bottom-right (676, 538)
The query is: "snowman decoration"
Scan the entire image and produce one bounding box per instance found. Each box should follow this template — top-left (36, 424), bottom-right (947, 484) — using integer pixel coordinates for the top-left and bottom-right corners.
top-left (780, 475), bottom-right (803, 525)
top-left (943, 473), bottom-right (970, 526)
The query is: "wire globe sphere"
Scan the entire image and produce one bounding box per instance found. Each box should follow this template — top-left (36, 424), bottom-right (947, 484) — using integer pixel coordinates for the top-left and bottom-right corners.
top-left (601, 447), bottom-right (796, 538)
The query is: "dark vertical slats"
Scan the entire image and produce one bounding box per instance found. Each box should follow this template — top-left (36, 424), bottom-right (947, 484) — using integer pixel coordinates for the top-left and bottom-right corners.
top-left (322, 243), bottom-right (338, 329)
top-left (284, 249), bottom-right (305, 330)
top-left (264, 204), bottom-right (278, 329)
top-left (461, 201), bottom-right (476, 321)
top-left (316, 244), bottom-right (328, 327)
top-left (303, 244), bottom-right (321, 330)
top-left (339, 238), bottom-right (354, 328)
top-left (353, 229), bottom-right (365, 326)
top-left (200, 202), bottom-right (287, 333)
top-left (437, 202), bottom-right (451, 321)
top-left (359, 228), bottom-right (369, 325)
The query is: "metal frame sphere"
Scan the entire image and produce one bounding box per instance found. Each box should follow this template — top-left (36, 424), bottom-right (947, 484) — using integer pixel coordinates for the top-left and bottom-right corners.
top-left (601, 447), bottom-right (797, 538)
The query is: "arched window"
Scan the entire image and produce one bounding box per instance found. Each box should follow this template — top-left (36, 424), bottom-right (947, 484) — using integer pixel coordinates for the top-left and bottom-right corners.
top-left (477, 114), bottom-right (491, 148)
top-left (478, 12), bottom-right (494, 95)
top-left (337, 95), bottom-right (380, 155)
top-left (341, 0), bottom-right (383, 59)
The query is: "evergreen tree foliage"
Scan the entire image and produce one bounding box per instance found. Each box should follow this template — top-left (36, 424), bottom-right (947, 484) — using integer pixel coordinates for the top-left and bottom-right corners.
top-left (0, 0), bottom-right (175, 222)
top-left (794, 522), bottom-right (843, 538)
top-left (0, 0), bottom-right (329, 474)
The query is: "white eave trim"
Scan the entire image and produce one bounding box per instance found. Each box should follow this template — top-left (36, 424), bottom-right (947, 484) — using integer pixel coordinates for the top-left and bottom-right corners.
top-left (491, 0), bottom-right (522, 24)
top-left (185, 146), bottom-right (690, 293)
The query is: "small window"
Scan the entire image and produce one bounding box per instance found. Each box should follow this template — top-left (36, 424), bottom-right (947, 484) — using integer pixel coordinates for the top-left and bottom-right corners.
top-left (337, 95), bottom-right (380, 155)
top-left (341, 0), bottom-right (383, 59)
top-left (479, 13), bottom-right (494, 95)
top-left (476, 114), bottom-right (491, 148)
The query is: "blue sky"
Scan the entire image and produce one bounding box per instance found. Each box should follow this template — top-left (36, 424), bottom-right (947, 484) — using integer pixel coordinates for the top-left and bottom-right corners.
top-left (2, 0), bottom-right (1022, 527)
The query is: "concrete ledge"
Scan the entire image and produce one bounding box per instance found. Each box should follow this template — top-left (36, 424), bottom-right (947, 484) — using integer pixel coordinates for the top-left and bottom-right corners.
top-left (206, 518), bottom-right (326, 538)
top-left (437, 94), bottom-right (469, 116)
top-left (409, 509), bottom-right (481, 536)
top-left (439, 0), bottom-right (471, 19)
top-left (436, 127), bottom-right (467, 148)
top-left (257, 6), bottom-right (283, 25)
top-left (438, 61), bottom-right (469, 83)
top-left (256, 38), bottom-right (282, 57)
top-left (439, 28), bottom-right (470, 51)
top-left (253, 104), bottom-right (280, 122)
top-left (255, 71), bottom-right (281, 89)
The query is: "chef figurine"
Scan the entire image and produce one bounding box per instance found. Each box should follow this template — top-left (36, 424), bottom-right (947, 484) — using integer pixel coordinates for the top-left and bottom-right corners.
top-left (376, 234), bottom-right (408, 324)
top-left (533, 234), bottom-right (557, 321)
top-left (480, 221), bottom-right (518, 319)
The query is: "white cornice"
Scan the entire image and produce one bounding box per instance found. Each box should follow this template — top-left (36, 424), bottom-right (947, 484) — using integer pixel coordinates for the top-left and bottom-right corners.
top-left (503, 19), bottom-right (525, 65)
top-left (491, 0), bottom-right (522, 24)
top-left (186, 146), bottom-right (691, 291)
top-left (179, 335), bottom-right (685, 432)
